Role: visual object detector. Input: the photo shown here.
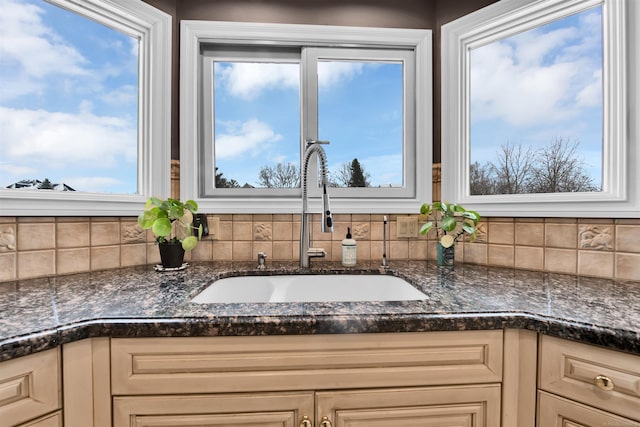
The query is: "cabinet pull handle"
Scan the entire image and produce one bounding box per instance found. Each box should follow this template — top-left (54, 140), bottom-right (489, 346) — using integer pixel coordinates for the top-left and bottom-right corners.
top-left (594, 375), bottom-right (615, 391)
top-left (320, 416), bottom-right (333, 427)
top-left (299, 415), bottom-right (312, 427)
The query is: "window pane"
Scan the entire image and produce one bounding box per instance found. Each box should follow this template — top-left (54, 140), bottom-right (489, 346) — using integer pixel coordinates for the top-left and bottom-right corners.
top-left (213, 61), bottom-right (300, 189)
top-left (0, 0), bottom-right (139, 194)
top-left (469, 5), bottom-right (603, 195)
top-left (318, 61), bottom-right (404, 188)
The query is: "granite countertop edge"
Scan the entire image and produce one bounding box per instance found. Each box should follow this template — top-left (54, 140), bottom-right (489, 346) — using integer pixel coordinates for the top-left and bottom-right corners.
top-left (1, 261), bottom-right (639, 361)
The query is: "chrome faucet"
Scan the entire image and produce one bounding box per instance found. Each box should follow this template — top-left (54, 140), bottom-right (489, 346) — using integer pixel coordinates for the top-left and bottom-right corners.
top-left (382, 215), bottom-right (389, 270)
top-left (300, 139), bottom-right (333, 268)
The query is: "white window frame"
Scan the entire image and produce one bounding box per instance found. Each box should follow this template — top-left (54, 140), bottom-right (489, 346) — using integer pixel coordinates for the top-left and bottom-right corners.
top-left (0, 0), bottom-right (172, 216)
top-left (441, 0), bottom-right (640, 217)
top-left (180, 21), bottom-right (432, 214)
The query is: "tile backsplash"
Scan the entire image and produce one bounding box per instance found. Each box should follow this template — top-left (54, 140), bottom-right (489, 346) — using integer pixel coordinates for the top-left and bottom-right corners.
top-left (0, 214), bottom-right (638, 282)
top-left (0, 161), bottom-right (638, 282)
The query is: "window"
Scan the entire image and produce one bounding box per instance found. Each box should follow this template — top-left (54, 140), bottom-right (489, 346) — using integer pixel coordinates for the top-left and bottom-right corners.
top-left (181, 21), bottom-right (431, 213)
top-left (441, 0), bottom-right (640, 217)
top-left (0, 0), bottom-right (171, 216)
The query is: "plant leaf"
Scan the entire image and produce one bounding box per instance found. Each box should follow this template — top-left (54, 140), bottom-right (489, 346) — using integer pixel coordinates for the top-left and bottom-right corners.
top-left (137, 211), bottom-right (156, 229)
top-left (181, 235), bottom-right (198, 251)
top-left (419, 221), bottom-right (433, 235)
top-left (151, 217), bottom-right (172, 237)
top-left (441, 216), bottom-right (457, 232)
top-left (185, 200), bottom-right (198, 212)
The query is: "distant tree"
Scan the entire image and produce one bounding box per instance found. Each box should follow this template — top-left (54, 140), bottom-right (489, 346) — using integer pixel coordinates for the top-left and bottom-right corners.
top-left (257, 162), bottom-right (300, 188)
top-left (329, 158), bottom-right (371, 187)
top-left (349, 158), bottom-right (369, 187)
top-left (40, 178), bottom-right (53, 189)
top-left (215, 167), bottom-right (240, 188)
top-left (493, 142), bottom-right (535, 194)
top-left (529, 138), bottom-right (599, 193)
top-left (469, 161), bottom-right (496, 195)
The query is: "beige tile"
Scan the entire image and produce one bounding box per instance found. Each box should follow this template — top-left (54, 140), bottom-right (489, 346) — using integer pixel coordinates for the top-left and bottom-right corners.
top-left (352, 222), bottom-right (370, 240)
top-left (488, 222), bottom-right (514, 245)
top-left (121, 222), bottom-right (146, 244)
top-left (218, 221), bottom-right (233, 241)
top-left (253, 242), bottom-right (272, 260)
top-left (616, 218), bottom-right (640, 225)
top-left (545, 223), bottom-right (577, 249)
top-left (544, 248), bottom-right (577, 274)
top-left (273, 222), bottom-right (293, 241)
top-left (515, 218), bottom-right (544, 223)
top-left (488, 244), bottom-right (514, 267)
top-left (545, 218), bottom-right (577, 224)
top-left (615, 225), bottom-right (640, 253)
top-left (311, 221), bottom-right (332, 241)
top-left (253, 223), bottom-right (272, 241)
top-left (370, 221), bottom-right (384, 241)
top-left (56, 222), bottom-right (90, 248)
top-left (426, 241), bottom-right (438, 260)
top-left (121, 244), bottom-right (148, 267)
top-left (463, 243), bottom-right (487, 265)
top-left (91, 222), bottom-right (121, 246)
top-left (332, 214), bottom-right (351, 222)
top-left (578, 218), bottom-right (614, 225)
top-left (515, 223), bottom-right (544, 247)
top-left (190, 240), bottom-right (212, 262)
top-left (0, 217), bottom-right (16, 224)
top-left (273, 214), bottom-right (293, 222)
top-left (578, 225), bottom-right (614, 251)
top-left (18, 217), bottom-right (56, 223)
top-left (57, 248), bottom-right (90, 275)
top-left (0, 225), bottom-right (16, 252)
top-left (474, 222), bottom-right (488, 243)
top-left (233, 214), bottom-right (252, 221)
top-left (0, 253), bottom-right (16, 282)
top-left (331, 222), bottom-right (350, 241)
top-left (616, 253), bottom-right (640, 281)
top-left (232, 241), bottom-right (252, 261)
top-left (487, 217), bottom-right (515, 222)
top-left (18, 250), bottom-right (55, 279)
top-left (146, 243), bottom-right (161, 265)
top-left (356, 241), bottom-right (371, 261)
top-left (331, 241), bottom-right (342, 262)
top-left (292, 221), bottom-right (301, 242)
top-left (409, 240), bottom-right (428, 260)
top-left (371, 241), bottom-right (384, 262)
top-left (253, 214), bottom-right (272, 222)
top-left (292, 241), bottom-right (301, 262)
top-left (514, 246), bottom-right (544, 270)
top-left (91, 246), bottom-right (120, 270)
top-left (17, 223), bottom-right (55, 251)
top-left (56, 217), bottom-right (91, 223)
top-left (578, 251), bottom-right (614, 278)
top-left (390, 241), bottom-right (409, 260)
top-left (272, 241), bottom-right (293, 260)
top-left (232, 222), bottom-right (252, 241)
top-left (352, 214), bottom-right (371, 222)
top-left (212, 241), bottom-right (233, 261)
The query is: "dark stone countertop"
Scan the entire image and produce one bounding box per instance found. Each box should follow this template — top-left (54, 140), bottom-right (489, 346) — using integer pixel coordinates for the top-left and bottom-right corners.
top-left (1, 261), bottom-right (639, 361)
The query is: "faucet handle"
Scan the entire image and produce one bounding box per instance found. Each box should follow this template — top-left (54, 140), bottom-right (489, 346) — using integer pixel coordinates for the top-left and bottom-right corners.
top-left (257, 252), bottom-right (267, 270)
top-left (305, 138), bottom-right (330, 146)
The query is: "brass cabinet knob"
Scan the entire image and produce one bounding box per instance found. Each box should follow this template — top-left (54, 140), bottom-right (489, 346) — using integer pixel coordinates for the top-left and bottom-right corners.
top-left (320, 416), bottom-right (333, 427)
top-left (299, 415), bottom-right (312, 427)
top-left (594, 374), bottom-right (615, 391)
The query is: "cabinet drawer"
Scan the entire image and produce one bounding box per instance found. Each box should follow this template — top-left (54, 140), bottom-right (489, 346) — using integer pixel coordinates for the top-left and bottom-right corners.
top-left (0, 349), bottom-right (60, 427)
top-left (112, 331), bottom-right (503, 395)
top-left (539, 335), bottom-right (640, 421)
top-left (538, 391), bottom-right (640, 427)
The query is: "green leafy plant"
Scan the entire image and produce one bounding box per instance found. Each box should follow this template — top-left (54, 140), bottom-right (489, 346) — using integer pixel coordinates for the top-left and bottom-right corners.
top-left (419, 201), bottom-right (481, 248)
top-left (138, 197), bottom-right (203, 251)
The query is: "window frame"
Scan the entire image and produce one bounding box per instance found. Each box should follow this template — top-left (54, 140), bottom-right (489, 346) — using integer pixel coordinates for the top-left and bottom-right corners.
top-left (441, 0), bottom-right (640, 217)
top-left (180, 21), bottom-right (432, 214)
top-left (0, 0), bottom-right (172, 216)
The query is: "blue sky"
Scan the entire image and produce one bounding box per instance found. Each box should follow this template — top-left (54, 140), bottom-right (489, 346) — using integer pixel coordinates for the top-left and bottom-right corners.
top-left (470, 5), bottom-right (603, 187)
top-left (213, 59), bottom-right (404, 188)
top-left (0, 0), bottom-right (138, 193)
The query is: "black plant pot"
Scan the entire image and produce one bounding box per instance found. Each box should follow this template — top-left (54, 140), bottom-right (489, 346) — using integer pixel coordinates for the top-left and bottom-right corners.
top-left (158, 242), bottom-right (185, 268)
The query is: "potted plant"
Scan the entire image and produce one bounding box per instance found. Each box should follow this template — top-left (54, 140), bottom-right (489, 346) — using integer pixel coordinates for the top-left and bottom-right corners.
top-left (419, 201), bottom-right (480, 268)
top-left (138, 197), bottom-right (203, 269)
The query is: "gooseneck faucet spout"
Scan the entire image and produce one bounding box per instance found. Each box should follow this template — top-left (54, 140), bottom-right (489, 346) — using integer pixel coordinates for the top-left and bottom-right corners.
top-left (300, 139), bottom-right (334, 268)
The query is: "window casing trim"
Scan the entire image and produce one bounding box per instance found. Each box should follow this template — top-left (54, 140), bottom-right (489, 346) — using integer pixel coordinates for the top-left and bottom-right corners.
top-left (441, 0), bottom-right (639, 217)
top-left (180, 21), bottom-right (432, 214)
top-left (0, 0), bottom-right (172, 216)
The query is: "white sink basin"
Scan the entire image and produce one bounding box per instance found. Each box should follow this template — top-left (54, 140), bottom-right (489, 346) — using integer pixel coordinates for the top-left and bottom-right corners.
top-left (191, 274), bottom-right (427, 303)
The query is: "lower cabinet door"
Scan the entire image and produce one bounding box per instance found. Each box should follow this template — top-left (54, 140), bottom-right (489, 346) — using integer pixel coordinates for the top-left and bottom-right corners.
top-left (316, 385), bottom-right (501, 427)
top-left (538, 391), bottom-right (640, 427)
top-left (113, 392), bottom-right (314, 427)
top-left (19, 411), bottom-right (62, 427)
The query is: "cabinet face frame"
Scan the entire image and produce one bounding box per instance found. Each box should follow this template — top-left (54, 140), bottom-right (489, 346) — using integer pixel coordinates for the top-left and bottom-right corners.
top-left (537, 391), bottom-right (640, 427)
top-left (0, 348), bottom-right (60, 427)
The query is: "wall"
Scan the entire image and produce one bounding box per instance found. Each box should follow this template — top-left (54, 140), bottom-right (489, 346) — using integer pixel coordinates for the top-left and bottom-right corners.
top-left (1, 0), bottom-right (638, 282)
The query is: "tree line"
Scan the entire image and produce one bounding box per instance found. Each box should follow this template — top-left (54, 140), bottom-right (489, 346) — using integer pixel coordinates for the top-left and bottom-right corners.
top-left (470, 138), bottom-right (600, 195)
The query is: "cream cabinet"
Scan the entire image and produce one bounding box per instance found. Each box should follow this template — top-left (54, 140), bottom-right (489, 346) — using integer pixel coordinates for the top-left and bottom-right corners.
top-left (538, 335), bottom-right (640, 426)
top-left (111, 331), bottom-right (505, 427)
top-left (0, 348), bottom-right (61, 427)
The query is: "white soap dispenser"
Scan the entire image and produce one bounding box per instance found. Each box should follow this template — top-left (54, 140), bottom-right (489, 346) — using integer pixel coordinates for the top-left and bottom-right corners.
top-left (341, 227), bottom-right (357, 267)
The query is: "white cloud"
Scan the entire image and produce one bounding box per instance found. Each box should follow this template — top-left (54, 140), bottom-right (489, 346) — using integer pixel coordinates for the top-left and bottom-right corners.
top-left (0, 106), bottom-right (137, 167)
top-left (59, 176), bottom-right (125, 193)
top-left (215, 119), bottom-right (282, 159)
top-left (0, 0), bottom-right (88, 80)
top-left (0, 163), bottom-right (38, 177)
top-left (317, 61), bottom-right (364, 89)
top-left (216, 62), bottom-right (299, 99)
top-left (470, 9), bottom-right (602, 127)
